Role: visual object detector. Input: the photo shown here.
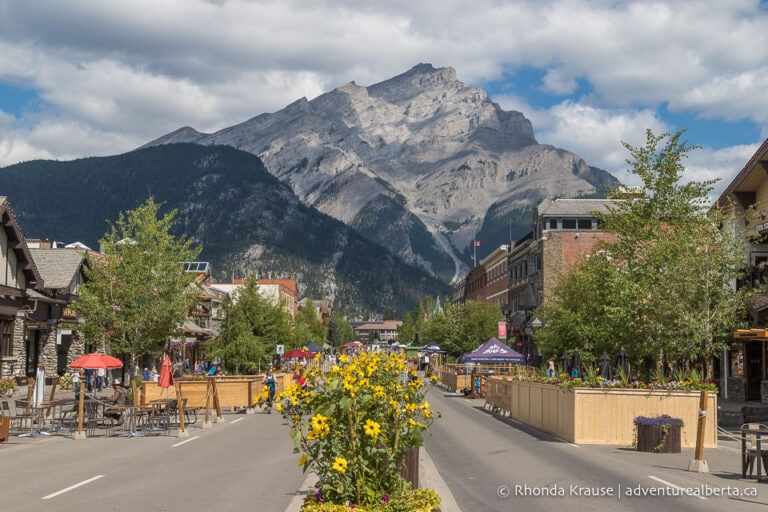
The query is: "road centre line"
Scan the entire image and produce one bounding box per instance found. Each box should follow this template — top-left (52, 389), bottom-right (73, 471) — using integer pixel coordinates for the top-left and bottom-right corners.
top-left (172, 436), bottom-right (199, 447)
top-left (231, 417), bottom-right (245, 424)
top-left (42, 475), bottom-right (105, 500)
top-left (647, 475), bottom-right (707, 500)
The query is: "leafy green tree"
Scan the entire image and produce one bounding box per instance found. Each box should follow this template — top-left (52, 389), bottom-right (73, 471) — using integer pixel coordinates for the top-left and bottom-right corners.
top-left (293, 299), bottom-right (326, 348)
top-left (76, 198), bottom-right (201, 376)
top-left (328, 311), bottom-right (355, 346)
top-left (538, 129), bottom-right (756, 369)
top-left (424, 300), bottom-right (498, 357)
top-left (211, 278), bottom-right (292, 373)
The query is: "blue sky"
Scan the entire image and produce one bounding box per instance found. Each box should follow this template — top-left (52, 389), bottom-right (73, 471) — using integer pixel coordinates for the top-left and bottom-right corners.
top-left (1, 0), bottom-right (767, 201)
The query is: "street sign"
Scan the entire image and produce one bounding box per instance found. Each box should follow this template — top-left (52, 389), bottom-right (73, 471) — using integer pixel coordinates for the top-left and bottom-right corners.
top-left (276, 344), bottom-right (284, 355)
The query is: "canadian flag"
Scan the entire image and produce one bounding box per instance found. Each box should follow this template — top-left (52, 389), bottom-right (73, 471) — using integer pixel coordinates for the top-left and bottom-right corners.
top-left (474, 240), bottom-right (482, 247)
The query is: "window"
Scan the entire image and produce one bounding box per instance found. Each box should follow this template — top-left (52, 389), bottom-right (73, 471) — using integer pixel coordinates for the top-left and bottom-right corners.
top-left (578, 219), bottom-right (592, 229)
top-left (562, 219), bottom-right (577, 229)
top-left (0, 318), bottom-right (13, 357)
top-left (548, 219), bottom-right (558, 229)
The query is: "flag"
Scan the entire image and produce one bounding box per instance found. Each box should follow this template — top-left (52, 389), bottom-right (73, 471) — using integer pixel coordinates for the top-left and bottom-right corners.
top-left (474, 240), bottom-right (482, 247)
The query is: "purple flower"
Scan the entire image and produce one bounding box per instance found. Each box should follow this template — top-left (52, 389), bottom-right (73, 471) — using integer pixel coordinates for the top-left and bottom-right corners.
top-left (381, 494), bottom-right (389, 503)
top-left (314, 489), bottom-right (323, 503)
top-left (634, 415), bottom-right (683, 427)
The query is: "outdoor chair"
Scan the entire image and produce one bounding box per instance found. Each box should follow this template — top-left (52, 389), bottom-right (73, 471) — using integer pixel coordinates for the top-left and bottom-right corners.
top-left (0, 397), bottom-right (32, 435)
top-left (741, 423), bottom-right (768, 479)
top-left (145, 402), bottom-right (170, 435)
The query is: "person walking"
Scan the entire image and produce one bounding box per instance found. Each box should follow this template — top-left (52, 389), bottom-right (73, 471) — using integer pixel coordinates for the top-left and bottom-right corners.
top-left (72, 369), bottom-right (82, 400)
top-left (97, 367), bottom-right (106, 392)
top-left (547, 360), bottom-right (555, 379)
top-left (263, 369), bottom-right (276, 413)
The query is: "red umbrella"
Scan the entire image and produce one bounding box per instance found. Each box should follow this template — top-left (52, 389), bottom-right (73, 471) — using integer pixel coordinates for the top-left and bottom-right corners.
top-left (158, 354), bottom-right (174, 389)
top-left (69, 352), bottom-right (124, 369)
top-left (283, 349), bottom-right (314, 359)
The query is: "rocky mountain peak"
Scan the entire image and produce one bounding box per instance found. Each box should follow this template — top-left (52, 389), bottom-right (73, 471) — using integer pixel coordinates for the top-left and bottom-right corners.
top-left (143, 64), bottom-right (619, 282)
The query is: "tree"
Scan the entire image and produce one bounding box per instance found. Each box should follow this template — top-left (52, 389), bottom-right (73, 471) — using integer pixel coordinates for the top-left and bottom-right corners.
top-left (76, 198), bottom-right (201, 379)
top-left (293, 299), bottom-right (326, 348)
top-left (328, 310), bottom-right (355, 346)
top-left (538, 129), bottom-right (757, 371)
top-left (424, 300), bottom-right (498, 357)
top-left (211, 278), bottom-right (293, 373)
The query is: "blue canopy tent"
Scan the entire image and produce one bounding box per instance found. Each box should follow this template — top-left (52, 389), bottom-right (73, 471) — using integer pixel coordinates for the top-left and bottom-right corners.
top-left (462, 337), bottom-right (525, 364)
top-left (306, 341), bottom-right (323, 353)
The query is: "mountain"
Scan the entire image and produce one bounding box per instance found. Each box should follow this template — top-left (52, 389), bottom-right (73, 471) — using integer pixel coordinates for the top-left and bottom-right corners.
top-left (0, 144), bottom-right (450, 317)
top-left (145, 63), bottom-right (620, 282)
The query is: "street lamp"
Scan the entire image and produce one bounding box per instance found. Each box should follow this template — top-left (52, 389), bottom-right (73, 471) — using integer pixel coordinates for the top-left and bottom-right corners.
top-left (500, 304), bottom-right (513, 343)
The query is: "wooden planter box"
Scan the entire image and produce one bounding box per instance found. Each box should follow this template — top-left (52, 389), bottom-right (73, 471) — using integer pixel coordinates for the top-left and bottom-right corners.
top-left (0, 416), bottom-right (9, 442)
top-left (484, 378), bottom-right (717, 448)
top-left (636, 424), bottom-right (681, 453)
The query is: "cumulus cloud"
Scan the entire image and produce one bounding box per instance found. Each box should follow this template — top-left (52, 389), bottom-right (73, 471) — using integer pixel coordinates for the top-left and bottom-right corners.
top-left (0, 0), bottom-right (764, 181)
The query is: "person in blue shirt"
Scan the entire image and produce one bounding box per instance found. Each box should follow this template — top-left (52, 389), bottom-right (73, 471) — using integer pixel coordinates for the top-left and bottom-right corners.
top-left (263, 369), bottom-right (276, 413)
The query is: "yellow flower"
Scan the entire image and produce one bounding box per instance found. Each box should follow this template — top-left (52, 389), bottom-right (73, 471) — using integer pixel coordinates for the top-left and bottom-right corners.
top-left (339, 354), bottom-right (350, 364)
top-left (276, 403), bottom-right (283, 413)
top-left (298, 453), bottom-right (308, 466)
top-left (372, 385), bottom-right (385, 399)
top-left (332, 457), bottom-right (348, 474)
top-left (363, 419), bottom-right (381, 439)
top-left (343, 375), bottom-right (357, 391)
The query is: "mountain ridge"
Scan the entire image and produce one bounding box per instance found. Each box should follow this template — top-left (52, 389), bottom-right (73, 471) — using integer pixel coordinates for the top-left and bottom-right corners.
top-left (145, 63), bottom-right (619, 282)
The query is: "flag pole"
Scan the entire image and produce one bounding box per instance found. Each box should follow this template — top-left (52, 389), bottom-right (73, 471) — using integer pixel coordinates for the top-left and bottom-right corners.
top-left (473, 238), bottom-right (477, 266)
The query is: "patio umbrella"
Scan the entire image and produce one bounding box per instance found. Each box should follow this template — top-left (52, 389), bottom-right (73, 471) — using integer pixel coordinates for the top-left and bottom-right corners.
top-left (158, 354), bottom-right (174, 390)
top-left (616, 348), bottom-right (629, 377)
top-left (69, 352), bottom-right (124, 370)
top-left (560, 351), bottom-right (570, 375)
top-left (598, 351), bottom-right (612, 380)
top-left (283, 349), bottom-right (314, 359)
top-left (570, 351), bottom-right (581, 378)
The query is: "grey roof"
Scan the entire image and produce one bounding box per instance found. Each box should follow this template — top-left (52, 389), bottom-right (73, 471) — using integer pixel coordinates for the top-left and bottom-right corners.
top-left (536, 198), bottom-right (621, 217)
top-left (29, 248), bottom-right (86, 290)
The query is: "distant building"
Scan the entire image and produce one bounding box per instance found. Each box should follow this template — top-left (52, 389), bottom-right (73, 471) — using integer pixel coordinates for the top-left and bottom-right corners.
top-left (351, 320), bottom-right (402, 343)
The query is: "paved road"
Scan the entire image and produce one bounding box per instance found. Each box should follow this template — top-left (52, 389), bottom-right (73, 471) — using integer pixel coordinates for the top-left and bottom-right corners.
top-left (0, 411), bottom-right (306, 512)
top-left (423, 387), bottom-right (768, 512)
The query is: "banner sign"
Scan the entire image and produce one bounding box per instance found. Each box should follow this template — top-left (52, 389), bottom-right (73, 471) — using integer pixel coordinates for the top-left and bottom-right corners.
top-left (498, 321), bottom-right (507, 339)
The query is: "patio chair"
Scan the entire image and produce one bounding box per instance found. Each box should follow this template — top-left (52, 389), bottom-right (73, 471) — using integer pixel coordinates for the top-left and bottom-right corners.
top-left (741, 423), bottom-right (768, 479)
top-left (0, 397), bottom-right (32, 435)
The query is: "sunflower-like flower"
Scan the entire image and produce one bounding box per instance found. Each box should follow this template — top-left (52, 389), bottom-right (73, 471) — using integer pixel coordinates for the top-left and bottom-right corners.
top-left (363, 418), bottom-right (381, 439)
top-left (332, 457), bottom-right (348, 474)
top-left (298, 453), bottom-right (308, 466)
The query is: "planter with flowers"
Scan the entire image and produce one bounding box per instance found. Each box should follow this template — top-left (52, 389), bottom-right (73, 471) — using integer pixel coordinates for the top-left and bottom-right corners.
top-left (277, 351), bottom-right (441, 512)
top-left (634, 415), bottom-right (683, 453)
top-left (0, 376), bottom-right (16, 397)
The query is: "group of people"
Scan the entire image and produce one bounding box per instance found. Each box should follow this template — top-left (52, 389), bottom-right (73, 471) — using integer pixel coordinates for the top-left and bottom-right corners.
top-left (70, 367), bottom-right (110, 397)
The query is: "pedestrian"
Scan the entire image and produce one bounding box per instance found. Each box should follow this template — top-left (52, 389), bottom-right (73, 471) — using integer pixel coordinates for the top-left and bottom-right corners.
top-left (97, 367), bottom-right (106, 392)
top-left (263, 369), bottom-right (276, 413)
top-left (72, 369), bottom-right (82, 400)
top-left (143, 367), bottom-right (150, 381)
top-left (84, 368), bottom-right (94, 393)
top-left (547, 360), bottom-right (555, 379)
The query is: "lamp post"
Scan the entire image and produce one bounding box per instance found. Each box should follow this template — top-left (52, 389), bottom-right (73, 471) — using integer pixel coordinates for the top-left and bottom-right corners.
top-left (500, 304), bottom-right (513, 344)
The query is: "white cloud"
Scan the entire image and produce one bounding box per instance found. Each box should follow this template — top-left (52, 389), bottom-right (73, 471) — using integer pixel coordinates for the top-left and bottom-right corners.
top-left (0, 0), bottom-right (764, 185)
